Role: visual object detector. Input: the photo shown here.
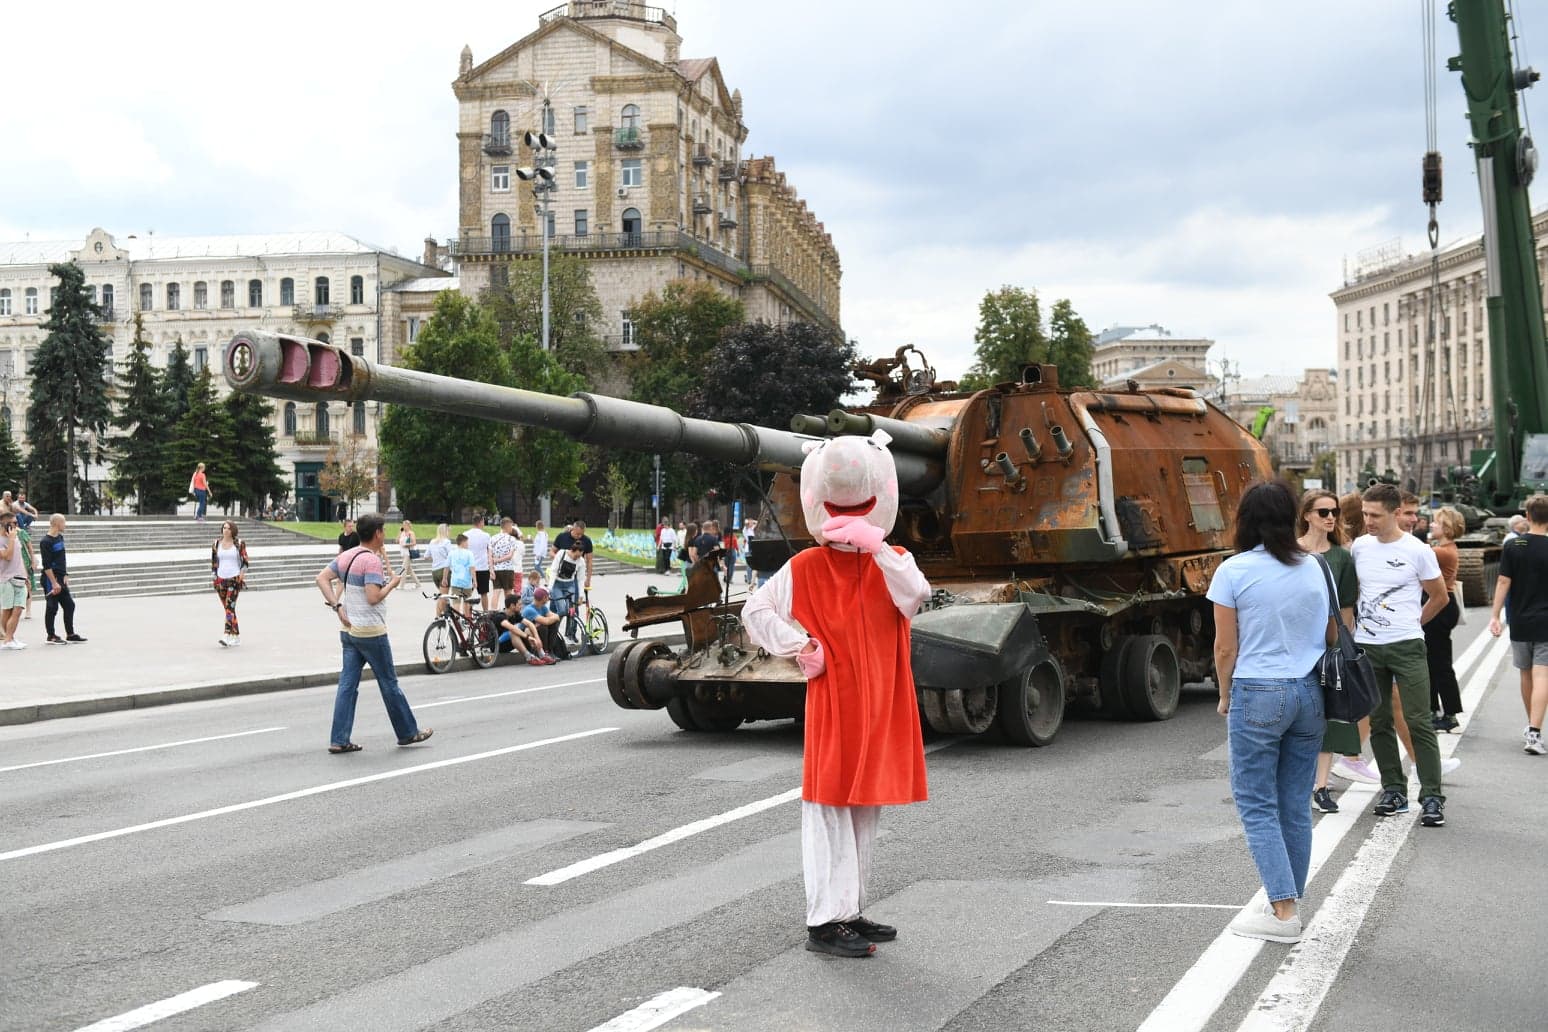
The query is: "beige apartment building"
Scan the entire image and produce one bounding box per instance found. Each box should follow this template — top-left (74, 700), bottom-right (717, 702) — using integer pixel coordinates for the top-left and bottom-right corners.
top-left (1219, 369), bottom-right (1339, 477)
top-left (1092, 324), bottom-right (1214, 388)
top-left (0, 228), bottom-right (447, 517)
top-left (446, 1), bottom-right (841, 347)
top-left (1326, 215), bottom-right (1548, 492)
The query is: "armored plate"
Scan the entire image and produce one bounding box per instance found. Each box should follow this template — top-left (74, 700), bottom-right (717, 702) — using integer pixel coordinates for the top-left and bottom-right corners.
top-left (911, 603), bottom-right (1046, 692)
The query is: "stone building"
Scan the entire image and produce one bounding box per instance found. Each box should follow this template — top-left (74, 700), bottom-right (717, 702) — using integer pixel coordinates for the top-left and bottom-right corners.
top-left (447, 1), bottom-right (841, 347)
top-left (1219, 369), bottom-right (1339, 477)
top-left (1092, 324), bottom-right (1214, 388)
top-left (0, 228), bottom-right (447, 517)
top-left (1325, 215), bottom-right (1548, 492)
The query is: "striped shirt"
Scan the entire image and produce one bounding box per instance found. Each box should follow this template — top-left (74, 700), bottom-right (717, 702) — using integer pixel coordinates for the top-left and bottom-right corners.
top-left (330, 546), bottom-right (389, 637)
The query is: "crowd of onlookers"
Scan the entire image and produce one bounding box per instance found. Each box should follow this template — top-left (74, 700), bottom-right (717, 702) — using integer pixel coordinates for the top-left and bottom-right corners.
top-left (0, 492), bottom-right (85, 648)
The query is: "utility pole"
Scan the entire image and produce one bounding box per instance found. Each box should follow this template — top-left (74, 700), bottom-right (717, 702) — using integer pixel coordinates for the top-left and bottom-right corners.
top-left (518, 110), bottom-right (558, 526)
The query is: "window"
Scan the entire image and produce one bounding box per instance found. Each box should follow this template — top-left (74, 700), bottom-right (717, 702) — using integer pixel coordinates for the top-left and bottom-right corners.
top-left (490, 109), bottom-right (510, 146)
top-left (353, 401), bottom-right (366, 435)
top-left (283, 402), bottom-right (296, 436)
top-left (248, 279), bottom-right (263, 307)
top-left (193, 346), bottom-right (208, 372)
top-left (315, 403), bottom-right (330, 436)
top-left (575, 160), bottom-right (588, 188)
top-left (0, 405), bottom-right (9, 432)
top-left (280, 278), bottom-right (295, 305)
top-left (621, 311), bottom-right (635, 347)
top-left (542, 104), bottom-right (556, 135)
top-left (1383, 302), bottom-right (1390, 324)
top-left (350, 276), bottom-right (363, 305)
top-left (574, 105), bottom-right (588, 133)
top-left (620, 104), bottom-right (640, 130)
top-left (1344, 313), bottom-right (1349, 331)
top-left (193, 281), bottom-right (207, 309)
top-left (491, 213), bottom-right (511, 252)
top-left (350, 337), bottom-right (364, 356)
top-left (0, 353), bottom-right (11, 376)
top-left (317, 331), bottom-right (330, 344)
top-left (621, 158), bottom-right (643, 187)
top-left (220, 280), bottom-right (234, 308)
top-left (575, 209), bottom-right (588, 235)
top-left (138, 284), bottom-right (152, 311)
top-left (1343, 341), bottom-right (1349, 361)
top-left (314, 277), bottom-right (330, 305)
top-left (49, 286), bottom-right (57, 312)
top-left (407, 316), bottom-right (421, 343)
top-left (0, 289), bottom-right (9, 316)
top-left (166, 283), bottom-right (180, 310)
top-left (492, 164), bottom-right (511, 192)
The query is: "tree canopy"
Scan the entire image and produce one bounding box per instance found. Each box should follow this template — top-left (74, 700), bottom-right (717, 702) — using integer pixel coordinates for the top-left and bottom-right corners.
top-left (504, 330), bottom-right (586, 509)
top-left (960, 286), bottom-right (1095, 391)
top-left (112, 313), bottom-right (178, 513)
top-left (483, 254), bottom-right (608, 385)
top-left (166, 367), bottom-right (237, 511)
top-left (223, 389), bottom-right (287, 515)
top-left (26, 262), bottom-right (113, 511)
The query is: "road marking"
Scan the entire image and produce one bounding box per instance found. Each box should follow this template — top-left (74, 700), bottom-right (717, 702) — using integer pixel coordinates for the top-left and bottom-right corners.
top-left (1137, 625), bottom-right (1507, 1032)
top-left (0, 727), bottom-right (617, 863)
top-left (525, 738), bottom-right (957, 887)
top-left (1233, 632), bottom-right (1511, 1032)
top-left (0, 728), bottom-right (286, 774)
top-left (71, 980), bottom-right (258, 1032)
top-left (419, 677), bottom-right (605, 709)
top-left (587, 987), bottom-right (721, 1032)
top-left (1046, 900), bottom-right (1243, 910)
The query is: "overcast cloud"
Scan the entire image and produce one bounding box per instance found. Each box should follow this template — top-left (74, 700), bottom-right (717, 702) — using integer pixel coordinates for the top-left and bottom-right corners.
top-left (0, 0), bottom-right (1524, 379)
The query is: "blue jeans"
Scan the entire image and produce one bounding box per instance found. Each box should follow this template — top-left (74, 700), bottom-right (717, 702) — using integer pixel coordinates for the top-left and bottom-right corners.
top-left (550, 581), bottom-right (577, 617)
top-left (331, 632), bottom-right (419, 746)
top-left (194, 488), bottom-right (208, 519)
top-left (1228, 672), bottom-right (1324, 902)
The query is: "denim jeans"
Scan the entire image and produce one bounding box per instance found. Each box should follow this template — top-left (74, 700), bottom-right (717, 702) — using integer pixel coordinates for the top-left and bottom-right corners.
top-left (331, 632), bottom-right (419, 746)
top-left (194, 488), bottom-right (208, 519)
top-left (1228, 672), bottom-right (1325, 902)
top-left (550, 581), bottom-right (577, 617)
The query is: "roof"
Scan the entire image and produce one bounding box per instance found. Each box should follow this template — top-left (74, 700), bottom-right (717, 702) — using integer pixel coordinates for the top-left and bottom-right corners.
top-left (678, 57), bottom-right (714, 81)
top-left (0, 231), bottom-right (399, 267)
top-left (1095, 323), bottom-right (1211, 347)
top-left (1229, 374), bottom-right (1303, 400)
top-left (387, 276), bottom-right (459, 293)
top-left (1102, 358), bottom-right (1212, 384)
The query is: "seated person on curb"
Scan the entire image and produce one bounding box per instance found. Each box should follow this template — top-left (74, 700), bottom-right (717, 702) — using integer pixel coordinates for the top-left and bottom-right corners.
top-left (522, 587), bottom-right (568, 659)
top-left (447, 533), bottom-right (476, 618)
top-left (547, 543), bottom-right (586, 616)
top-left (496, 597), bottom-right (555, 665)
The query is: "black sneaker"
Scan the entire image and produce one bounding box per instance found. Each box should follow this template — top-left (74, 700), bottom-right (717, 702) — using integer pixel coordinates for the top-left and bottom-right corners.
top-left (45, 635), bottom-right (65, 644)
top-left (847, 916), bottom-right (898, 942)
top-left (805, 922), bottom-right (875, 957)
top-left (65, 634), bottom-right (87, 643)
top-left (1433, 713), bottom-right (1460, 733)
top-left (1373, 789), bottom-right (1409, 817)
top-left (1420, 796), bottom-right (1445, 827)
top-left (1312, 787), bottom-right (1339, 814)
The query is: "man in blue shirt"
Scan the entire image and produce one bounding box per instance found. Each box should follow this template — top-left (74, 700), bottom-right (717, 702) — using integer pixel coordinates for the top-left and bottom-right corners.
top-left (39, 514), bottom-right (86, 644)
top-left (522, 588), bottom-right (567, 659)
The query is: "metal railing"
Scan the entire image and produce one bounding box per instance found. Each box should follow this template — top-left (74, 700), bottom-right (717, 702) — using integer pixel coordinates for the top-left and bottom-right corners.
top-left (293, 304), bottom-right (342, 321)
top-left (614, 127), bottom-right (644, 149)
top-left (540, 1), bottom-right (676, 30)
top-left (748, 263), bottom-right (839, 334)
top-left (292, 430), bottom-right (336, 446)
top-left (718, 160), bottom-right (738, 181)
top-left (718, 210), bottom-right (738, 228)
top-left (692, 144), bottom-right (714, 165)
top-left (483, 134), bottom-right (513, 156)
top-left (692, 195), bottom-right (712, 213)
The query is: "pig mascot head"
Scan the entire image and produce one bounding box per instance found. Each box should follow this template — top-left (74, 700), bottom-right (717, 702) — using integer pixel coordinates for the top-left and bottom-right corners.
top-left (800, 430), bottom-right (898, 547)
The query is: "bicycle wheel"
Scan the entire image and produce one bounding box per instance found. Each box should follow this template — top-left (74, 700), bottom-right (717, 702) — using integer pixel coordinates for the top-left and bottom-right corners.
top-left (470, 616), bottom-right (499, 669)
top-left (422, 618), bottom-right (456, 675)
top-left (563, 610), bottom-right (588, 657)
top-left (586, 607), bottom-right (609, 655)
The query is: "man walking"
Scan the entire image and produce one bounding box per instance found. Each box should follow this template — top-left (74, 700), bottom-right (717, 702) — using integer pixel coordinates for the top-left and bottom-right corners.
top-left (1490, 494), bottom-right (1548, 754)
top-left (466, 514), bottom-right (492, 610)
top-left (0, 510), bottom-right (26, 648)
top-left (315, 512), bottom-right (432, 754)
top-left (40, 514), bottom-right (86, 645)
top-left (1354, 484), bottom-right (1449, 827)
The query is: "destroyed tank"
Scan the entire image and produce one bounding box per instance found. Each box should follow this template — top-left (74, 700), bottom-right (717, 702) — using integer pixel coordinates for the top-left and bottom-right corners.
top-left (225, 332), bottom-right (1273, 746)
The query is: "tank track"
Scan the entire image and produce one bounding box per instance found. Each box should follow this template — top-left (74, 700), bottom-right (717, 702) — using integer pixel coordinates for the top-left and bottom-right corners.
top-left (1455, 547), bottom-right (1500, 607)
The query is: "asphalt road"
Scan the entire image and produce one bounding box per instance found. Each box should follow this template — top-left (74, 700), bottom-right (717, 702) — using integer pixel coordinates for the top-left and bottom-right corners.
top-left (2, 618), bottom-right (1541, 1032)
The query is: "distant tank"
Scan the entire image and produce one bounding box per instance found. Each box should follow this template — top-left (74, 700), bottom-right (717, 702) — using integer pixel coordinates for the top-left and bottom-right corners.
top-left (225, 332), bottom-right (1273, 746)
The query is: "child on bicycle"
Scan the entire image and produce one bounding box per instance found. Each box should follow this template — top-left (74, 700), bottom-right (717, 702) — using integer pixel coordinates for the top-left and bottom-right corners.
top-left (448, 533), bottom-right (476, 617)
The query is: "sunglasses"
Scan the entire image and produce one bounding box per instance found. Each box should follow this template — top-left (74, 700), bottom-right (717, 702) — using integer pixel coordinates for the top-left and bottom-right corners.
top-left (1311, 507), bottom-right (1339, 518)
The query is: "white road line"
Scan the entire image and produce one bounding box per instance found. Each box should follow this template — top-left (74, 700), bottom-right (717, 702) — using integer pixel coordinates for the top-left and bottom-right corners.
top-left (526, 738), bottom-right (958, 887)
top-left (0, 728), bottom-right (287, 775)
top-left (419, 677), bottom-right (604, 709)
top-left (587, 987), bottom-right (721, 1032)
top-left (0, 727), bottom-right (617, 863)
top-left (71, 980), bottom-right (258, 1032)
top-left (1233, 632), bottom-right (1511, 1032)
top-left (1136, 626), bottom-right (1507, 1032)
top-left (1046, 900), bottom-right (1243, 910)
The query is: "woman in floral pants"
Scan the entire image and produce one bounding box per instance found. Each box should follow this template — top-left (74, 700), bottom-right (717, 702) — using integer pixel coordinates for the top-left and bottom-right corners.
top-left (211, 520), bottom-right (250, 647)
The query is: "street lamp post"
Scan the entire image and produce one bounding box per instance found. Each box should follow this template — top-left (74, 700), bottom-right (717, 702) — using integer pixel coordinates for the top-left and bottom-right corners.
top-left (516, 120), bottom-right (558, 526)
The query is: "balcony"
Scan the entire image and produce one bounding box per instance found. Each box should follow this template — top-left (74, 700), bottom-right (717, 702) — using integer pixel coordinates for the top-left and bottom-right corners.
top-left (718, 159), bottom-right (737, 181)
top-left (293, 304), bottom-right (343, 322)
top-left (692, 143), bottom-right (714, 166)
top-left (483, 134), bottom-right (513, 156)
top-left (614, 126), bottom-right (644, 150)
top-left (540, 1), bottom-right (676, 31)
top-left (748, 263), bottom-right (840, 336)
top-left (718, 209), bottom-right (737, 228)
top-left (692, 195), bottom-right (712, 214)
top-left (292, 430), bottom-right (336, 447)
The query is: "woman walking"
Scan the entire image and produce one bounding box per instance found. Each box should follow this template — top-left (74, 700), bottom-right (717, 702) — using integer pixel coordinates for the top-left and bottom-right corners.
top-left (1427, 507), bottom-right (1466, 731)
top-left (190, 463), bottom-right (210, 523)
top-left (426, 523), bottom-right (452, 614)
top-left (211, 520), bottom-right (250, 647)
top-left (397, 519), bottom-right (422, 587)
top-left (1208, 481), bottom-right (1334, 944)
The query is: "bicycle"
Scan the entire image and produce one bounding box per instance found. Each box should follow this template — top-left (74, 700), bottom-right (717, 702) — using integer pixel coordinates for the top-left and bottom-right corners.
top-left (558, 587), bottom-right (609, 657)
top-left (420, 591), bottom-right (498, 673)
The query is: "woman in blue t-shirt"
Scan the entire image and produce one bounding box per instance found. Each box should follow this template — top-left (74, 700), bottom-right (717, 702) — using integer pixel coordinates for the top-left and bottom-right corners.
top-left (1207, 480), bottom-right (1335, 946)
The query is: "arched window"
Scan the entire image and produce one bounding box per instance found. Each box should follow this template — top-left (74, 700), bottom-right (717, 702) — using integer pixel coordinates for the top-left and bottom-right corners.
top-left (248, 279), bottom-right (263, 307)
top-left (280, 278), bottom-right (295, 305)
top-left (490, 109), bottom-right (510, 145)
top-left (220, 280), bottom-right (234, 308)
top-left (139, 283), bottom-right (153, 310)
top-left (283, 402), bottom-right (296, 436)
top-left (620, 103), bottom-right (640, 129)
top-left (491, 213), bottom-right (511, 252)
top-left (314, 277), bottom-right (330, 305)
top-left (0, 289), bottom-right (10, 316)
top-left (315, 402), bottom-right (330, 436)
top-left (24, 288), bottom-right (37, 315)
top-left (317, 331), bottom-right (330, 344)
top-left (350, 275), bottom-right (364, 305)
top-left (621, 207), bottom-right (641, 239)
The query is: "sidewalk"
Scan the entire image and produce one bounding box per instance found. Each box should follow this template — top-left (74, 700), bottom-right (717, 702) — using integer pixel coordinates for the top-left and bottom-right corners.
top-left (0, 567), bottom-right (707, 725)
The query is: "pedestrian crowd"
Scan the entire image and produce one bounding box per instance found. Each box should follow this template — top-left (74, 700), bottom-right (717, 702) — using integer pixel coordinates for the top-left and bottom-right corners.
top-left (0, 492), bottom-right (83, 649)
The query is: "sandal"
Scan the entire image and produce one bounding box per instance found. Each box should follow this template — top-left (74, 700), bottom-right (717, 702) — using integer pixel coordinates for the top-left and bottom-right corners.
top-left (328, 743), bottom-right (363, 754)
top-left (397, 728), bottom-right (434, 746)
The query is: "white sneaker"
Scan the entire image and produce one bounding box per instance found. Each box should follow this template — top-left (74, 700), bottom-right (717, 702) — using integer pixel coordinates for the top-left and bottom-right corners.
top-left (1527, 731), bottom-right (1547, 756)
top-left (1441, 757), bottom-right (1461, 775)
top-left (1331, 756), bottom-right (1380, 784)
top-left (1229, 903), bottom-right (1302, 944)
top-left (218, 637), bottom-right (230, 647)
top-left (1526, 726), bottom-right (1536, 746)
top-left (227, 636), bottom-right (240, 647)
top-left (8, 639), bottom-right (24, 650)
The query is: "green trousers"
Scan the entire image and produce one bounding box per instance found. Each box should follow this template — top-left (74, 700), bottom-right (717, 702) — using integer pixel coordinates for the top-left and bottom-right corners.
top-left (1363, 638), bottom-right (1445, 801)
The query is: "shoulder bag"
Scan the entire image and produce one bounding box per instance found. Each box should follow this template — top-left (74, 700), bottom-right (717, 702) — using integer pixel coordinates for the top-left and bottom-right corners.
top-left (1312, 553), bottom-right (1380, 723)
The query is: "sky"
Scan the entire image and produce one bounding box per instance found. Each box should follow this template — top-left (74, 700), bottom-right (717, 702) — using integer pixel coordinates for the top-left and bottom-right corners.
top-left (1, 0), bottom-right (1531, 381)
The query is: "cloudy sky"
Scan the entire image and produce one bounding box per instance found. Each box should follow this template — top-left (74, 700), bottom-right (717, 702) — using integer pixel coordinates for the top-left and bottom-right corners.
top-left (0, 0), bottom-right (1521, 380)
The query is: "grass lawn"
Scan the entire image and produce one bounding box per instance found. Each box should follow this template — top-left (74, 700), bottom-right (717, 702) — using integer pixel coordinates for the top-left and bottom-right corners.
top-left (272, 521), bottom-right (655, 569)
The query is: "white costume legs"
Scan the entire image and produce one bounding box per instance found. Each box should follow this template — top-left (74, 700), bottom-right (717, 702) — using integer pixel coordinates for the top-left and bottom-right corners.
top-left (802, 801), bottom-right (881, 926)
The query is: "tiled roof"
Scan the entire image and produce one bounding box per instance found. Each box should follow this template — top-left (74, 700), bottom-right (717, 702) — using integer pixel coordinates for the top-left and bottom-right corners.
top-left (677, 57), bottom-right (713, 82)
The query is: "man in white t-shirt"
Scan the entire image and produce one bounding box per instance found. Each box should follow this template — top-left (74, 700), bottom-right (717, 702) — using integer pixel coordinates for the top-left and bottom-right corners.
top-left (465, 514), bottom-right (492, 609)
top-left (658, 519), bottom-right (677, 577)
top-left (489, 517), bottom-right (523, 609)
top-left (1354, 483), bottom-right (1450, 828)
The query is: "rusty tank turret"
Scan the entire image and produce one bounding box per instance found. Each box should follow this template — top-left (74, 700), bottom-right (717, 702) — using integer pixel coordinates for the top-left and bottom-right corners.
top-left (225, 331), bottom-right (1273, 746)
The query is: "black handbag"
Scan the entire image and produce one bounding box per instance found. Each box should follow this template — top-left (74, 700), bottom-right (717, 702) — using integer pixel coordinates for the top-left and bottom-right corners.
top-left (1312, 553), bottom-right (1381, 723)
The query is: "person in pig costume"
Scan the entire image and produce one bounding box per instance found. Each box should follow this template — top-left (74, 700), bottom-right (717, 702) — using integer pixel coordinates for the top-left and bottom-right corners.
top-left (742, 430), bottom-right (931, 958)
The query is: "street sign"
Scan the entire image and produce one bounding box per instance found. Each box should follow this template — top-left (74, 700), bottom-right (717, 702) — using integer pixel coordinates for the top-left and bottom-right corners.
top-left (733, 499), bottom-right (743, 529)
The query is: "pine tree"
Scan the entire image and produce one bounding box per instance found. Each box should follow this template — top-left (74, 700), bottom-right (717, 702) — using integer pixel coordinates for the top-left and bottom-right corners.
top-left (112, 313), bottom-right (176, 513)
top-left (25, 262), bottom-right (113, 512)
top-left (163, 339), bottom-right (195, 426)
top-left (223, 390), bottom-right (287, 515)
top-left (1046, 298), bottom-right (1096, 389)
top-left (165, 367), bottom-right (236, 513)
top-left (0, 422), bottom-right (26, 493)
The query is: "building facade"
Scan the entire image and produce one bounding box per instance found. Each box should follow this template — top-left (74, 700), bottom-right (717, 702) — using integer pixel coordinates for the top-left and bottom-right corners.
top-left (0, 228), bottom-right (447, 516)
top-left (1092, 324), bottom-right (1214, 387)
top-left (447, 1), bottom-right (841, 347)
top-left (1219, 369), bottom-right (1339, 477)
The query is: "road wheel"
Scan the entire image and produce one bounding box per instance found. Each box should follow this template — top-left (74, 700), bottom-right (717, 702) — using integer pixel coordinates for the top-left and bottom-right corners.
top-left (1122, 634), bottom-right (1181, 721)
top-left (470, 617), bottom-right (498, 669)
top-left (686, 697), bottom-right (743, 732)
top-left (586, 607), bottom-right (610, 655)
top-left (623, 641), bottom-right (672, 710)
top-left (1099, 637), bottom-right (1133, 719)
top-left (422, 618), bottom-right (455, 675)
top-left (998, 657), bottom-right (1066, 747)
top-left (607, 640), bottom-right (641, 709)
top-left (666, 697), bottom-right (700, 731)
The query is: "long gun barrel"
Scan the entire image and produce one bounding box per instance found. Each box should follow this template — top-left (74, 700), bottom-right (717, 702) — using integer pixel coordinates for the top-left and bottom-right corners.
top-left (223, 331), bottom-right (944, 493)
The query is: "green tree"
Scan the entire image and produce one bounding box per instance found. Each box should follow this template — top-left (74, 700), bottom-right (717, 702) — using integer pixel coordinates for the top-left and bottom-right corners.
top-left (603, 462), bottom-right (634, 533)
top-left (25, 262), bottom-right (113, 511)
top-left (320, 433), bottom-right (377, 519)
top-left (0, 422), bottom-right (26, 492)
top-left (112, 313), bottom-right (177, 513)
top-left (1046, 298), bottom-right (1096, 388)
top-left (484, 254), bottom-right (608, 384)
top-left (504, 331), bottom-right (586, 509)
top-left (166, 367), bottom-right (236, 512)
top-left (162, 340), bottom-right (195, 425)
top-left (223, 390), bottom-right (287, 515)
top-left (959, 286), bottom-right (1047, 391)
top-left (379, 292), bottom-right (518, 515)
